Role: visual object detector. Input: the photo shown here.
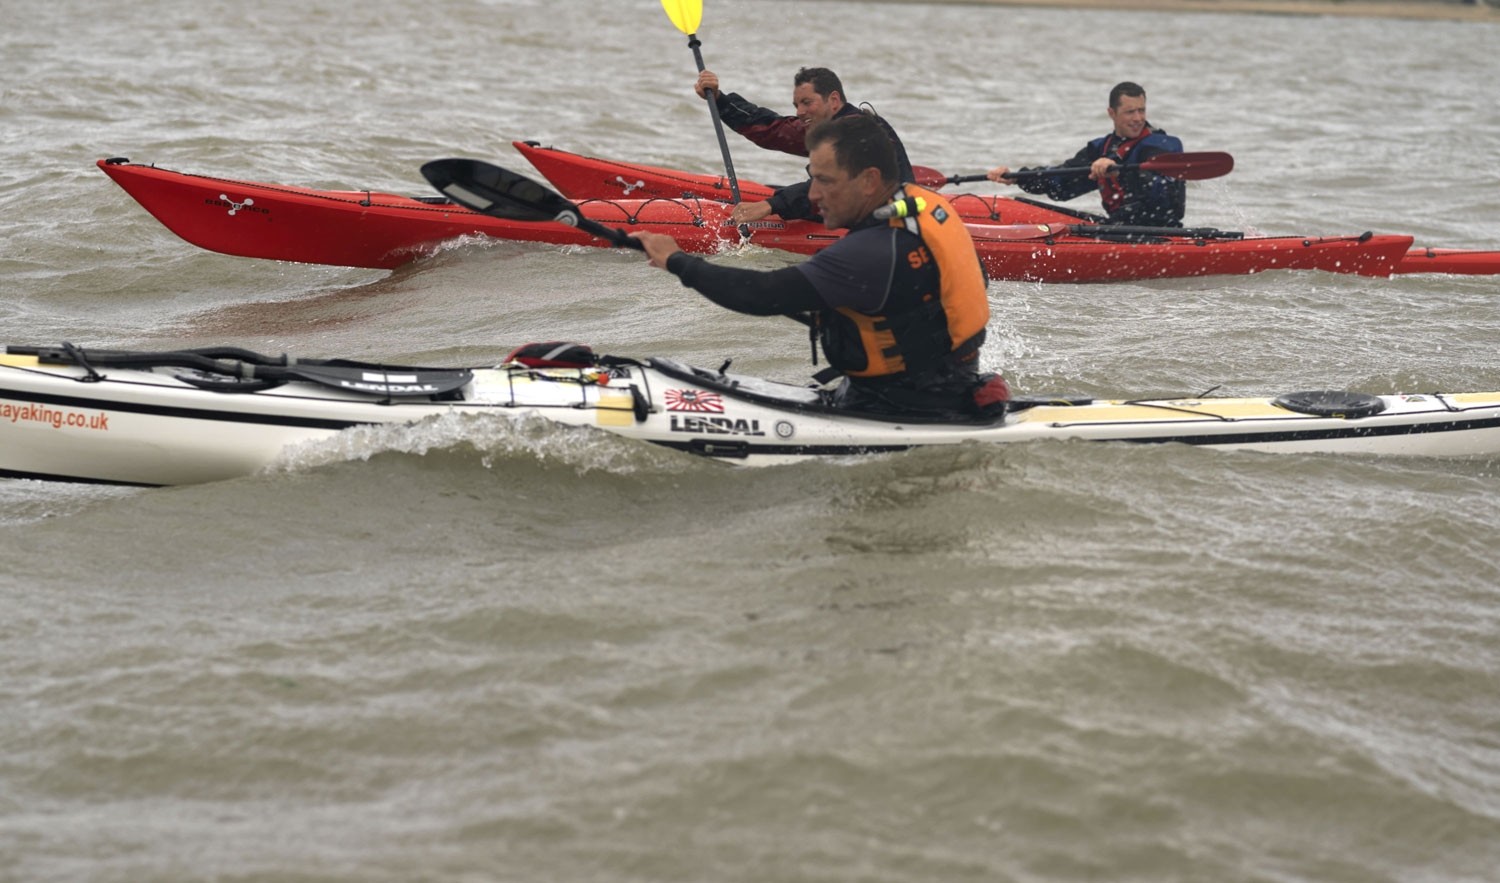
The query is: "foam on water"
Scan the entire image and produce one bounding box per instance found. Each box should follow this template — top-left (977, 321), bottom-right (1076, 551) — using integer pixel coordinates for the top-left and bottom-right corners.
top-left (267, 410), bottom-right (700, 479)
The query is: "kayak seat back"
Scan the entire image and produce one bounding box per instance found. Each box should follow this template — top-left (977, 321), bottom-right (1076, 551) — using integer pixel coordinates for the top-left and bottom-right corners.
top-left (505, 341), bottom-right (598, 369)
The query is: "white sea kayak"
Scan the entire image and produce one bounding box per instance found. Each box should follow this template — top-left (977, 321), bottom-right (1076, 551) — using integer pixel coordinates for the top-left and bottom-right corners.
top-left (4, 343), bottom-right (1500, 486)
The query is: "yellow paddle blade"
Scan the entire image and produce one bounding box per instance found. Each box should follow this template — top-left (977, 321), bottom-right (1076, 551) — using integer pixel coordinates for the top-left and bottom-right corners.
top-left (660, 0), bottom-right (702, 35)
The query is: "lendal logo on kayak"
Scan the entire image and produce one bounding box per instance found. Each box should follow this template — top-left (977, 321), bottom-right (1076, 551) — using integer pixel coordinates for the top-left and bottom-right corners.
top-left (669, 414), bottom-right (767, 438)
top-left (205, 193), bottom-right (269, 217)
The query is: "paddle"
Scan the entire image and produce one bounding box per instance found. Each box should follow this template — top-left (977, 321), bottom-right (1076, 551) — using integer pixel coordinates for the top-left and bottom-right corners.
top-left (421, 159), bottom-right (821, 330)
top-left (936, 151), bottom-right (1234, 186)
top-left (661, 0), bottom-right (742, 204)
top-left (17, 344), bottom-right (474, 398)
top-left (420, 158), bottom-right (645, 252)
top-left (1063, 224), bottom-right (1241, 240)
top-left (911, 165), bottom-right (949, 189)
top-left (966, 222), bottom-right (1243, 242)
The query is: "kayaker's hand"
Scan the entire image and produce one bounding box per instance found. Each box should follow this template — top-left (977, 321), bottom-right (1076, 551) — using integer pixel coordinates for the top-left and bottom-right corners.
top-left (695, 70), bottom-right (720, 99)
top-left (729, 200), bottom-right (774, 224)
top-left (986, 166), bottom-right (1014, 184)
top-left (631, 231), bottom-right (682, 269)
top-left (1089, 158), bottom-right (1119, 181)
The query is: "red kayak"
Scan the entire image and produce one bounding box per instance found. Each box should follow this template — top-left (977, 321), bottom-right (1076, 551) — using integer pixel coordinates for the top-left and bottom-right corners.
top-left (1391, 247), bottom-right (1500, 275)
top-left (515, 141), bottom-right (1500, 278)
top-left (100, 157), bottom-right (1423, 281)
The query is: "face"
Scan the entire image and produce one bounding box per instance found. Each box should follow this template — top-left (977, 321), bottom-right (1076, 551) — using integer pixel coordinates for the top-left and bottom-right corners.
top-left (792, 82), bottom-right (842, 126)
top-left (806, 141), bottom-right (882, 230)
top-left (1108, 94), bottom-right (1148, 139)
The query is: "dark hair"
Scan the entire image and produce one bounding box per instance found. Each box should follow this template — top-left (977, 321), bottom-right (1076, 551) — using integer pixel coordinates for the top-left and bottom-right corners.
top-left (794, 66), bottom-right (844, 102)
top-left (1109, 81), bottom-right (1146, 109)
top-left (805, 114), bottom-right (897, 182)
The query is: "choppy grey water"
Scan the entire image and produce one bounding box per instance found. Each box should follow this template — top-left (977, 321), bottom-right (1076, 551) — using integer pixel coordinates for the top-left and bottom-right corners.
top-left (4, 1), bottom-right (1500, 880)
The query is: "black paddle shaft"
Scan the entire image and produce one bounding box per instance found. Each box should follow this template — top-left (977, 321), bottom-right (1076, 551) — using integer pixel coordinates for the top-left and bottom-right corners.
top-left (1066, 224), bottom-right (1242, 241)
top-left (944, 166), bottom-right (1143, 186)
top-left (686, 34), bottom-right (743, 205)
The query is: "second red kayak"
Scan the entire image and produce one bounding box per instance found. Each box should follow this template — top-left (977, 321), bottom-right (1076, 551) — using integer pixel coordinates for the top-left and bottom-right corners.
top-left (102, 158), bottom-right (1494, 282)
top-left (513, 140), bottom-right (1500, 279)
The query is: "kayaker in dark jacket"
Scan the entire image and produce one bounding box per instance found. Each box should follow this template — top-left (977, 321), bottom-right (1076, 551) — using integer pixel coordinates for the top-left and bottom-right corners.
top-left (695, 66), bottom-right (914, 226)
top-left (987, 82), bottom-right (1186, 227)
top-left (633, 114), bottom-right (1001, 420)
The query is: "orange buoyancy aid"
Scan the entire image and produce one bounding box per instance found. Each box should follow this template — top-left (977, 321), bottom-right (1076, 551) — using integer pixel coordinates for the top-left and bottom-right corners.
top-left (824, 184), bottom-right (990, 379)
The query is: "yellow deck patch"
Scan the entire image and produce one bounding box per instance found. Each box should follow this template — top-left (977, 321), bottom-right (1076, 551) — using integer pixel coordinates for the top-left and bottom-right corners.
top-left (1019, 398), bottom-right (1321, 426)
top-left (594, 389), bottom-right (637, 426)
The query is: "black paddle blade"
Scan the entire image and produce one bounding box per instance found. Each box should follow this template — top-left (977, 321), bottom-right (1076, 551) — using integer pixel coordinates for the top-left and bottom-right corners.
top-left (420, 158), bottom-right (580, 225)
top-left (420, 157), bottom-right (644, 251)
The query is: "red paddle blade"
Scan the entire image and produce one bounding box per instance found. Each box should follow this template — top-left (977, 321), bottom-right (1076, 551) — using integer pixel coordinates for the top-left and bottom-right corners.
top-left (1139, 151), bottom-right (1234, 180)
top-left (911, 165), bottom-right (948, 188)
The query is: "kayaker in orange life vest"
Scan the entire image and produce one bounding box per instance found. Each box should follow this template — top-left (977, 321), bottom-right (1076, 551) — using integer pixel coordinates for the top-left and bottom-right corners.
top-left (632, 114), bottom-right (1003, 420)
top-left (694, 66), bottom-right (914, 227)
top-left (986, 81), bottom-right (1187, 227)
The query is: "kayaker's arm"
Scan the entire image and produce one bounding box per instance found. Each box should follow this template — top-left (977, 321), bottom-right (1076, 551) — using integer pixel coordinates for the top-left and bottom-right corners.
top-left (635, 231), bottom-right (818, 315)
top-left (712, 92), bottom-right (811, 157)
top-left (724, 181), bottom-right (817, 225)
top-left (1007, 143), bottom-right (1100, 201)
top-left (694, 73), bottom-right (809, 156)
top-left (766, 180), bottom-right (816, 222)
top-left (664, 252), bottom-right (823, 317)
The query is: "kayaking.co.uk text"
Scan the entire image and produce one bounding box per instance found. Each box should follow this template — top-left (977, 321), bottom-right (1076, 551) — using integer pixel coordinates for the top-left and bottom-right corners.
top-left (2, 402), bottom-right (110, 431)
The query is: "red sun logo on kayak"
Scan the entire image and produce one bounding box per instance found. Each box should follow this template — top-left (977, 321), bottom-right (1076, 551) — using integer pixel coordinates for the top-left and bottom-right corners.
top-left (665, 389), bottom-right (724, 413)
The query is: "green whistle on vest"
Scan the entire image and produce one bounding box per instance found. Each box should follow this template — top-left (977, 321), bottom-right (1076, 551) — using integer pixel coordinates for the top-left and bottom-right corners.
top-left (874, 196), bottom-right (927, 220)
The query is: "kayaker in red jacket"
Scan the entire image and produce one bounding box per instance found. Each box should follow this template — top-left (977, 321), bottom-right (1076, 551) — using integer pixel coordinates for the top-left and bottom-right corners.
top-left (632, 115), bottom-right (1001, 419)
top-left (695, 67), bottom-right (915, 226)
top-left (986, 82), bottom-right (1187, 227)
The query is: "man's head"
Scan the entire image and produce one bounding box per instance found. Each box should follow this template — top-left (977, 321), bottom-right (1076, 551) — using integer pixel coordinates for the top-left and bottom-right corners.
top-left (804, 114), bottom-right (898, 229)
top-left (1107, 81), bottom-right (1149, 140)
top-left (792, 67), bottom-right (846, 126)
